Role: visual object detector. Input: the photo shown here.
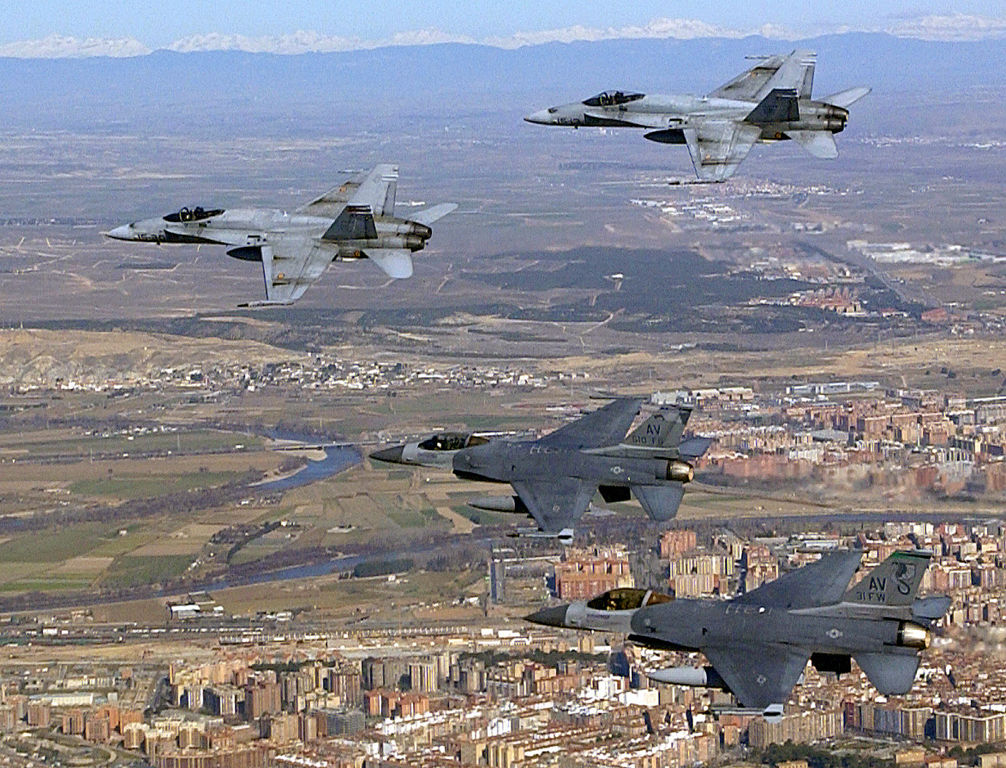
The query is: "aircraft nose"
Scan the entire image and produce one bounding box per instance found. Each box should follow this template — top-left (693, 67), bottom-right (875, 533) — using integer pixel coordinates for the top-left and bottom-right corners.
top-left (370, 445), bottom-right (405, 464)
top-left (524, 108), bottom-right (554, 125)
top-left (524, 604), bottom-right (569, 628)
top-left (105, 224), bottom-right (133, 240)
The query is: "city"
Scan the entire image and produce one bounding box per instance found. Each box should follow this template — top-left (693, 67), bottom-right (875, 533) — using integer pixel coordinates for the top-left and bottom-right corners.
top-left (0, 8), bottom-right (1004, 768)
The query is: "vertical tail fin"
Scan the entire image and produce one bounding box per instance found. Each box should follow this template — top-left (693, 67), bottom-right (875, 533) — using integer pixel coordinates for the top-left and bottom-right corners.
top-left (843, 550), bottom-right (932, 608)
top-left (764, 49), bottom-right (816, 99)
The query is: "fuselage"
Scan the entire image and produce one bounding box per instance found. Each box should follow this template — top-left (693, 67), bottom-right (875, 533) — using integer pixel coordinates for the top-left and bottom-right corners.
top-left (106, 206), bottom-right (433, 260)
top-left (525, 93), bottom-right (849, 141)
top-left (452, 440), bottom-right (692, 488)
top-left (550, 595), bottom-right (927, 660)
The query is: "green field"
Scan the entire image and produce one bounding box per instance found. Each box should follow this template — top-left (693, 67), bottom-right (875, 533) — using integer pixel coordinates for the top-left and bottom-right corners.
top-left (100, 555), bottom-right (194, 588)
top-left (454, 506), bottom-right (511, 527)
top-left (0, 523), bottom-right (117, 562)
top-left (70, 471), bottom-right (243, 499)
top-left (0, 429), bottom-right (262, 460)
top-left (0, 577), bottom-right (94, 592)
top-left (385, 505), bottom-right (449, 529)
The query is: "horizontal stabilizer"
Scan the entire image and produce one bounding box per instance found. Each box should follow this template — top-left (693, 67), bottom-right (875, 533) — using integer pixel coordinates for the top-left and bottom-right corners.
top-left (366, 249), bottom-right (414, 279)
top-left (913, 595), bottom-right (952, 622)
top-left (633, 483), bottom-right (685, 522)
top-left (410, 203), bottom-right (457, 226)
top-left (746, 88), bottom-right (799, 124)
top-left (855, 652), bottom-right (920, 695)
top-left (785, 130), bottom-right (838, 159)
top-left (677, 436), bottom-right (713, 459)
top-left (823, 86), bottom-right (871, 109)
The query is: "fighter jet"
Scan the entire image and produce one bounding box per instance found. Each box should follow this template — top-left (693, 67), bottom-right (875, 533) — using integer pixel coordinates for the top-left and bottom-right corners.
top-left (105, 165), bottom-right (456, 306)
top-left (370, 398), bottom-right (712, 541)
top-left (527, 548), bottom-right (950, 720)
top-left (525, 50), bottom-right (870, 181)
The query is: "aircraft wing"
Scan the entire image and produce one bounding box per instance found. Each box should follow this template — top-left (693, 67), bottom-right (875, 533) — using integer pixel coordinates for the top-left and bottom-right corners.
top-left (244, 239), bottom-right (331, 306)
top-left (539, 397), bottom-right (645, 450)
top-left (677, 436), bottom-right (713, 459)
top-left (511, 478), bottom-right (596, 534)
top-left (683, 121), bottom-right (761, 181)
top-left (708, 50), bottom-right (816, 101)
top-left (704, 643), bottom-right (809, 712)
top-left (736, 549), bottom-right (863, 609)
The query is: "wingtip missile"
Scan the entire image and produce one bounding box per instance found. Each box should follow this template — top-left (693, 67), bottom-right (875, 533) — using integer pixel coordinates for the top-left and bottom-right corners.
top-left (238, 300), bottom-right (294, 308)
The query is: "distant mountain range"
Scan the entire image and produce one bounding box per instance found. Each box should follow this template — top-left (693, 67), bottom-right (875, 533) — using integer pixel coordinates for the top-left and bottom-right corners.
top-left (1, 33), bottom-right (1003, 132)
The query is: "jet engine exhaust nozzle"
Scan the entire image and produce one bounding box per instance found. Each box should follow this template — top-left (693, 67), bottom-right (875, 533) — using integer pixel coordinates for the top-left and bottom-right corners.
top-left (666, 461), bottom-right (694, 483)
top-left (896, 621), bottom-right (931, 650)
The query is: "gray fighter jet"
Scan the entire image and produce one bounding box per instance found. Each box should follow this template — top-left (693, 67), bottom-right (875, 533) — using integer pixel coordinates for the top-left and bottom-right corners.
top-left (525, 50), bottom-right (870, 181)
top-left (527, 548), bottom-right (950, 720)
top-left (370, 398), bottom-right (711, 541)
top-left (106, 165), bottom-right (456, 306)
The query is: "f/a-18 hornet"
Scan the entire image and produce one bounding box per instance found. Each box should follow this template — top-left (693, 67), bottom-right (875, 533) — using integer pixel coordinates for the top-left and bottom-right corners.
top-left (525, 50), bottom-right (870, 181)
top-left (528, 548), bottom-right (950, 721)
top-left (370, 397), bottom-right (711, 542)
top-left (106, 165), bottom-right (456, 306)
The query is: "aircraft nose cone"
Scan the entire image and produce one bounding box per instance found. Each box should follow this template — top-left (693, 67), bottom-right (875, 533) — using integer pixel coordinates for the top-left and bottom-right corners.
top-left (370, 445), bottom-right (405, 464)
top-left (105, 224), bottom-right (133, 240)
top-left (524, 109), bottom-right (553, 125)
top-left (524, 604), bottom-right (569, 628)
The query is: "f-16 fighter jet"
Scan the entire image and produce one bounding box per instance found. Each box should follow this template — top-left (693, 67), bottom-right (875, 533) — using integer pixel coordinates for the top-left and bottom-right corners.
top-left (106, 165), bottom-right (456, 306)
top-left (525, 50), bottom-right (870, 181)
top-left (527, 549), bottom-right (950, 721)
top-left (370, 398), bottom-right (711, 542)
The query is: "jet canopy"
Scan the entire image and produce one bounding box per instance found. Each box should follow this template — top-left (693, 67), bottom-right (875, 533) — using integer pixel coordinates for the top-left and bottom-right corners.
top-left (582, 91), bottom-right (645, 108)
top-left (586, 588), bottom-right (672, 611)
top-left (418, 432), bottom-right (489, 452)
top-left (164, 206), bottom-right (224, 223)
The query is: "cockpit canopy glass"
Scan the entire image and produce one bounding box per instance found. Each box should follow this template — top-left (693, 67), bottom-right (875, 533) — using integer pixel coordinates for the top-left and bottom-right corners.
top-left (418, 432), bottom-right (489, 452)
top-left (586, 588), bottom-right (672, 611)
top-left (582, 91), bottom-right (644, 108)
top-left (164, 206), bottom-right (224, 223)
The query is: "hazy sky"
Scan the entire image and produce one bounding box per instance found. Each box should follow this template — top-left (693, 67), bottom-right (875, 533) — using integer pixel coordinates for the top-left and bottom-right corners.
top-left (2, 0), bottom-right (1004, 47)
